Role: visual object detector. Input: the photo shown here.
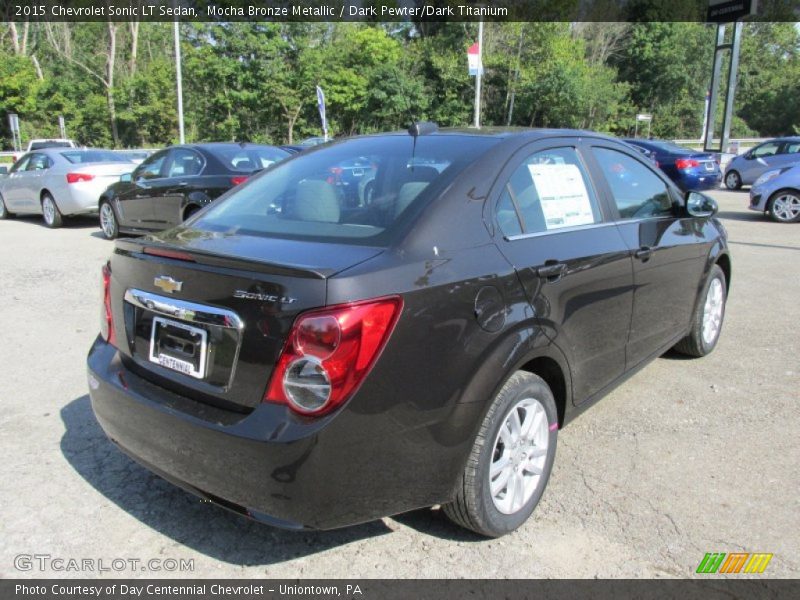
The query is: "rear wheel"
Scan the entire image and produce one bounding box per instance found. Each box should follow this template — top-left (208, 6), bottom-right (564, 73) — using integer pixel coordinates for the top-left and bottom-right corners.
top-left (443, 371), bottom-right (557, 537)
top-left (724, 170), bottom-right (741, 190)
top-left (182, 205), bottom-right (201, 222)
top-left (99, 201), bottom-right (119, 239)
top-left (673, 264), bottom-right (727, 357)
top-left (0, 193), bottom-right (12, 219)
top-left (41, 192), bottom-right (63, 228)
top-left (767, 190), bottom-right (800, 223)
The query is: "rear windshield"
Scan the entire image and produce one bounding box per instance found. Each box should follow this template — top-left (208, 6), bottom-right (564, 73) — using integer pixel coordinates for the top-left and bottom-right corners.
top-left (193, 135), bottom-right (499, 245)
top-left (30, 141), bottom-right (73, 150)
top-left (61, 150), bottom-right (128, 164)
top-left (209, 146), bottom-right (291, 172)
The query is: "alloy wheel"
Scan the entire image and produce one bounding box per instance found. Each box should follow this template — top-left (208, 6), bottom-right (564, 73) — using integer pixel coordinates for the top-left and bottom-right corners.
top-left (42, 196), bottom-right (56, 225)
top-left (100, 203), bottom-right (117, 238)
top-left (771, 193), bottom-right (800, 222)
top-left (702, 278), bottom-right (724, 345)
top-left (489, 397), bottom-right (549, 515)
top-left (725, 171), bottom-right (740, 190)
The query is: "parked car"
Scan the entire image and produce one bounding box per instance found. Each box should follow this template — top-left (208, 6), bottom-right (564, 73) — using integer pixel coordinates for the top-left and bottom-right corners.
top-left (87, 127), bottom-right (730, 537)
top-left (297, 136), bottom-right (328, 147)
top-left (624, 138), bottom-right (722, 191)
top-left (97, 143), bottom-right (291, 240)
top-left (26, 138), bottom-right (77, 152)
top-left (748, 164), bottom-right (800, 222)
top-left (0, 149), bottom-right (133, 227)
top-left (724, 137), bottom-right (800, 190)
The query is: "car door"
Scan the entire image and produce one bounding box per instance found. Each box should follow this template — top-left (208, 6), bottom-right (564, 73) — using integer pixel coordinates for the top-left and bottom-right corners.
top-left (18, 153), bottom-right (52, 211)
top-left (113, 150), bottom-right (168, 228)
top-left (150, 148), bottom-right (206, 227)
top-left (742, 141), bottom-right (782, 183)
top-left (588, 144), bottom-right (707, 368)
top-left (1, 155), bottom-right (32, 210)
top-left (491, 140), bottom-right (634, 404)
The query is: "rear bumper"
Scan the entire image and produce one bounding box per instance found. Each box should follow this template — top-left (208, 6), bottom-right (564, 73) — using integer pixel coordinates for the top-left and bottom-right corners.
top-left (87, 337), bottom-right (461, 530)
top-left (681, 172), bottom-right (722, 191)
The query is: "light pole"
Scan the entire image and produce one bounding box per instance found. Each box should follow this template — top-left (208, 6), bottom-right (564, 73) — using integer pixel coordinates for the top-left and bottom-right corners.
top-left (174, 19), bottom-right (185, 144)
top-left (473, 20), bottom-right (484, 129)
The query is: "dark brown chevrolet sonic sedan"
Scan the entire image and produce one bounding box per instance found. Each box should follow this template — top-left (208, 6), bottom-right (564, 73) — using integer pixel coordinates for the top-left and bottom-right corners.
top-left (87, 127), bottom-right (730, 537)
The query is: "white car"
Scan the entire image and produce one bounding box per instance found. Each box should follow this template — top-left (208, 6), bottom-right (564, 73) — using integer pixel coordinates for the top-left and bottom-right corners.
top-left (0, 148), bottom-right (133, 228)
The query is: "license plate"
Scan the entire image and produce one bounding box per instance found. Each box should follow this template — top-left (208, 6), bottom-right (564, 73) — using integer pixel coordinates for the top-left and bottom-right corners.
top-left (149, 316), bottom-right (208, 379)
top-left (704, 162), bottom-right (715, 171)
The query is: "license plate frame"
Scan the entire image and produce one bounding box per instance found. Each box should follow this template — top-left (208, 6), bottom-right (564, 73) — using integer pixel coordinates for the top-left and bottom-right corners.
top-left (149, 316), bottom-right (208, 379)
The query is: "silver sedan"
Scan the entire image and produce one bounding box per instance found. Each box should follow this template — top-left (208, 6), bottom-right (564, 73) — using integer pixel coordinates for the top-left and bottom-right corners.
top-left (0, 148), bottom-right (133, 228)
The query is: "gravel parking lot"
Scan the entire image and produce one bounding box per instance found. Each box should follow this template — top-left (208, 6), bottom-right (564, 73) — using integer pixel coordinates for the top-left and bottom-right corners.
top-left (1, 189), bottom-right (798, 579)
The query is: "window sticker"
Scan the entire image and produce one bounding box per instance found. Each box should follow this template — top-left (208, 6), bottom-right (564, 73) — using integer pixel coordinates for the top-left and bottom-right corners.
top-left (527, 163), bottom-right (595, 229)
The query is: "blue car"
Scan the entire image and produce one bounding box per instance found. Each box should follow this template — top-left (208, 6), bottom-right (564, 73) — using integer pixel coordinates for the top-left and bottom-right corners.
top-left (624, 139), bottom-right (722, 191)
top-left (749, 164), bottom-right (800, 223)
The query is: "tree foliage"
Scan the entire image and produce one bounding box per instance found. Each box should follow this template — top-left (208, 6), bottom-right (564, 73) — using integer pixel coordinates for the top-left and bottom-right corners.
top-left (1, 21), bottom-right (798, 149)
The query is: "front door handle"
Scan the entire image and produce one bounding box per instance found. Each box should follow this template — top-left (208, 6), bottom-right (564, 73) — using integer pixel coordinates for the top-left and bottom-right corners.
top-left (634, 246), bottom-right (652, 261)
top-left (535, 261), bottom-right (567, 282)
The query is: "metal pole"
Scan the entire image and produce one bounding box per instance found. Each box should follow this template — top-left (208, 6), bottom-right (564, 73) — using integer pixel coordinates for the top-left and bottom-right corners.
top-left (174, 19), bottom-right (185, 144)
top-left (704, 24), bottom-right (726, 152)
top-left (473, 20), bottom-right (483, 129)
top-left (721, 21), bottom-right (743, 154)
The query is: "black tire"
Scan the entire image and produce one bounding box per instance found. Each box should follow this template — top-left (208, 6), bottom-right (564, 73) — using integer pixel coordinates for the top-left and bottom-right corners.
top-left (99, 201), bottom-right (119, 240)
top-left (443, 371), bottom-right (558, 537)
top-left (724, 170), bottom-right (741, 190)
top-left (41, 192), bottom-right (63, 228)
top-left (673, 264), bottom-right (727, 357)
top-left (0, 193), bottom-right (12, 219)
top-left (182, 205), bottom-right (201, 222)
top-left (766, 189), bottom-right (800, 223)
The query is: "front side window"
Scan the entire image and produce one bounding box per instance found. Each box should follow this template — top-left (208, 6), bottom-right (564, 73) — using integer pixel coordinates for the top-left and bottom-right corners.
top-left (752, 142), bottom-right (780, 158)
top-left (193, 135), bottom-right (499, 245)
top-left (134, 151), bottom-right (167, 180)
top-left (496, 147), bottom-right (601, 237)
top-left (593, 147), bottom-right (673, 220)
top-left (9, 156), bottom-right (31, 173)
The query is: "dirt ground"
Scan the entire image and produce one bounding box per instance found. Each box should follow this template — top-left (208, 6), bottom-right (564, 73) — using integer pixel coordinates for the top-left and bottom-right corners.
top-left (1, 188), bottom-right (797, 578)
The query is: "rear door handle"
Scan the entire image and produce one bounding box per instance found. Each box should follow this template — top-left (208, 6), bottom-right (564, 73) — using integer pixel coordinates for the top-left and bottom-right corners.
top-left (535, 261), bottom-right (567, 282)
top-left (634, 246), bottom-right (652, 261)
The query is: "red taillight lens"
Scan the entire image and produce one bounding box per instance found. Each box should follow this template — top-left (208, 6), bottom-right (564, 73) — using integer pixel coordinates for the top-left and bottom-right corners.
top-left (100, 263), bottom-right (116, 347)
top-left (675, 158), bottom-right (700, 170)
top-left (67, 172), bottom-right (94, 184)
top-left (230, 176), bottom-right (248, 186)
top-left (265, 296), bottom-right (403, 416)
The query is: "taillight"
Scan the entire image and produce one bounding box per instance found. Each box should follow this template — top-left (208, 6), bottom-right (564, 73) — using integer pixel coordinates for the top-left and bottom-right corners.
top-left (675, 158), bottom-right (700, 170)
top-left (265, 296), bottom-right (403, 416)
top-left (100, 262), bottom-right (116, 347)
top-left (67, 172), bottom-right (94, 184)
top-left (230, 176), bottom-right (248, 186)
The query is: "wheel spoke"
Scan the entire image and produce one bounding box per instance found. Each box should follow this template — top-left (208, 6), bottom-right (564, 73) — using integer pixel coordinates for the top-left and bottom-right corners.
top-left (491, 466), bottom-right (512, 496)
top-left (490, 454), bottom-right (510, 477)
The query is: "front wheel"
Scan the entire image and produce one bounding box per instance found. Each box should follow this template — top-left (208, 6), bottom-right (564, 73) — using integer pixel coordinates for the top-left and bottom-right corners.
top-left (443, 371), bottom-right (558, 537)
top-left (673, 264), bottom-right (727, 357)
top-left (767, 190), bottom-right (800, 223)
top-left (724, 170), bottom-right (741, 190)
top-left (99, 201), bottom-right (119, 239)
top-left (41, 193), bottom-right (63, 228)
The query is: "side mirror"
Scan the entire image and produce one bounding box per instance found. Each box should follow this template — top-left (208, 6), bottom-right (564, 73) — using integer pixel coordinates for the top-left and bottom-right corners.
top-left (744, 151), bottom-right (754, 160)
top-left (0, 165), bottom-right (8, 175)
top-left (120, 172), bottom-right (133, 183)
top-left (686, 191), bottom-right (718, 218)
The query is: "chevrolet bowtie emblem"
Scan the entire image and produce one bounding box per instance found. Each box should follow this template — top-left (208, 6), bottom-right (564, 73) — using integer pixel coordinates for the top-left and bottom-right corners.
top-left (154, 276), bottom-right (183, 294)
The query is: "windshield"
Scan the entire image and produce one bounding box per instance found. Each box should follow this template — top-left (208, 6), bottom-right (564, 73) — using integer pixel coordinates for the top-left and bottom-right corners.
top-left (61, 150), bottom-right (129, 164)
top-left (192, 135), bottom-right (499, 245)
top-left (209, 146), bottom-right (291, 172)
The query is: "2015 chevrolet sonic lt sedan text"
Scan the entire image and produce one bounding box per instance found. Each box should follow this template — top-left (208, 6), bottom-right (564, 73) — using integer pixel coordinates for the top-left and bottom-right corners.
top-left (87, 127), bottom-right (731, 537)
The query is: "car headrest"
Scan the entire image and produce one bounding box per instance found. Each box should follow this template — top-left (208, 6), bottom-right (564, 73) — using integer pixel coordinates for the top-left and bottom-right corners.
top-left (292, 180), bottom-right (340, 223)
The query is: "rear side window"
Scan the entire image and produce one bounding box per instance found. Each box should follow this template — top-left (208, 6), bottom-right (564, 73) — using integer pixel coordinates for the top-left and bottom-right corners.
top-left (193, 135), bottom-right (499, 245)
top-left (496, 147), bottom-right (601, 237)
top-left (784, 142), bottom-right (800, 154)
top-left (210, 146), bottom-right (291, 172)
top-left (62, 150), bottom-right (126, 164)
top-left (593, 147), bottom-right (672, 219)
